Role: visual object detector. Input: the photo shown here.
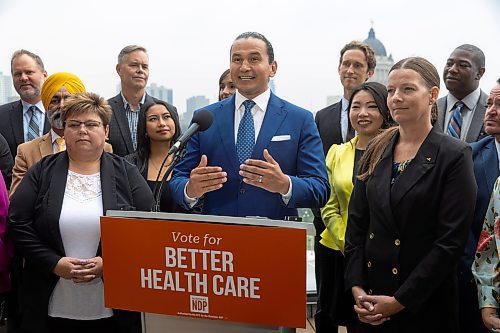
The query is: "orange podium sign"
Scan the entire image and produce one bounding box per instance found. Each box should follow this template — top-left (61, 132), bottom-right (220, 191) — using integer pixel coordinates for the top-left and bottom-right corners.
top-left (100, 215), bottom-right (307, 328)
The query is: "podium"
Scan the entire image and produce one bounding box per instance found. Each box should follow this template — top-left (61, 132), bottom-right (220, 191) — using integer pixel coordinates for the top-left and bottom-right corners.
top-left (100, 211), bottom-right (312, 332)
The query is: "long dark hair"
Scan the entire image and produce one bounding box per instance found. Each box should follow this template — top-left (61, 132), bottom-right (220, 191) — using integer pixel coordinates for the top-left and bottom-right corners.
top-left (135, 100), bottom-right (181, 174)
top-left (347, 81), bottom-right (395, 135)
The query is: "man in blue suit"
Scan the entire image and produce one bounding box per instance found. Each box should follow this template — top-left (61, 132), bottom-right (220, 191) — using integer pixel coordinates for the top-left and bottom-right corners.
top-left (460, 78), bottom-right (500, 333)
top-left (170, 32), bottom-right (329, 219)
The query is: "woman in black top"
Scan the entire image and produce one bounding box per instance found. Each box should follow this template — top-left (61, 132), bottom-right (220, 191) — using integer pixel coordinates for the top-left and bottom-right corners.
top-left (126, 100), bottom-right (183, 212)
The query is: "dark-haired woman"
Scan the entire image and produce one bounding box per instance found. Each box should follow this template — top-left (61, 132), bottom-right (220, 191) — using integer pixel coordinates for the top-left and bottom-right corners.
top-left (344, 57), bottom-right (477, 332)
top-left (126, 100), bottom-right (185, 212)
top-left (319, 82), bottom-right (394, 332)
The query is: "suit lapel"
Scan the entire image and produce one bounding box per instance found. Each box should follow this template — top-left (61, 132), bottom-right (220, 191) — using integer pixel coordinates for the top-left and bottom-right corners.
top-left (482, 139), bottom-right (499, 193)
top-left (100, 153), bottom-right (117, 212)
top-left (253, 93), bottom-right (287, 159)
top-left (217, 97), bottom-right (239, 173)
top-left (466, 90), bottom-right (487, 142)
top-left (11, 101), bottom-right (24, 146)
top-left (371, 133), bottom-right (400, 234)
top-left (331, 102), bottom-right (343, 144)
top-left (111, 95), bottom-right (134, 153)
top-left (46, 153), bottom-right (69, 254)
top-left (390, 128), bottom-right (439, 209)
top-left (39, 133), bottom-right (53, 158)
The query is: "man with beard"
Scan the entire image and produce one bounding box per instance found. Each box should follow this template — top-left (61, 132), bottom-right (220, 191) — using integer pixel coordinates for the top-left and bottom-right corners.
top-left (437, 44), bottom-right (487, 143)
top-left (9, 72), bottom-right (112, 196)
top-left (0, 50), bottom-right (50, 163)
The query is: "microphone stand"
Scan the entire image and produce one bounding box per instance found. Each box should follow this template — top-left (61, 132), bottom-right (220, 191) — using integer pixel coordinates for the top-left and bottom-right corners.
top-left (152, 147), bottom-right (186, 212)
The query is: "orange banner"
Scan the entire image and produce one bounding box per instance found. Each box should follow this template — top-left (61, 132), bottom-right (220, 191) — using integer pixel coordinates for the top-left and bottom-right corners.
top-left (100, 216), bottom-right (306, 328)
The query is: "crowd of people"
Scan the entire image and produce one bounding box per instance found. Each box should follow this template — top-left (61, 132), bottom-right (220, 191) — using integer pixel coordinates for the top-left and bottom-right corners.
top-left (0, 31), bottom-right (497, 333)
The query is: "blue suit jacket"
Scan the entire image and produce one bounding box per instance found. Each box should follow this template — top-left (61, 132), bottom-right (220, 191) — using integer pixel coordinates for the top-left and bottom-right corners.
top-left (462, 136), bottom-right (500, 272)
top-left (170, 93), bottom-right (329, 219)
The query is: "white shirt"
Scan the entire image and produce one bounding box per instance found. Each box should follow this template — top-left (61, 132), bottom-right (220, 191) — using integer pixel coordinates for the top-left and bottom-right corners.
top-left (184, 88), bottom-right (292, 206)
top-left (48, 171), bottom-right (112, 320)
top-left (233, 89), bottom-right (270, 143)
top-left (444, 87), bottom-right (481, 141)
top-left (21, 100), bottom-right (45, 142)
top-left (340, 96), bottom-right (349, 143)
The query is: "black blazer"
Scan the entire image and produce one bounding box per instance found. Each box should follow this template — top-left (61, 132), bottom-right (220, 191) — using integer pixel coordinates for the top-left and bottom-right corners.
top-left (315, 100), bottom-right (343, 155)
top-left (0, 100), bottom-right (50, 159)
top-left (313, 100), bottom-right (344, 235)
top-left (107, 93), bottom-right (177, 157)
top-left (345, 127), bottom-right (477, 332)
top-left (0, 133), bottom-right (13, 189)
top-left (8, 152), bottom-right (153, 333)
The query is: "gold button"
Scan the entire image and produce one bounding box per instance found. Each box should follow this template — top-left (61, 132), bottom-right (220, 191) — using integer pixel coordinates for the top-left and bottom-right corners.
top-left (369, 233), bottom-right (374, 239)
top-left (395, 239), bottom-right (401, 246)
top-left (392, 267), bottom-right (398, 275)
top-left (367, 261), bottom-right (372, 268)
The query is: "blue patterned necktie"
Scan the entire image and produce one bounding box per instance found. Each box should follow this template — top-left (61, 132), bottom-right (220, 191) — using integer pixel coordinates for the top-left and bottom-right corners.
top-left (447, 101), bottom-right (465, 139)
top-left (236, 100), bottom-right (256, 164)
top-left (27, 105), bottom-right (40, 141)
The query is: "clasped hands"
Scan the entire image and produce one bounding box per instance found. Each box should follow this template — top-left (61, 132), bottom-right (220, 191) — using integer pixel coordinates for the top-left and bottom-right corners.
top-left (53, 256), bottom-right (103, 283)
top-left (352, 286), bottom-right (404, 325)
top-left (186, 149), bottom-right (290, 198)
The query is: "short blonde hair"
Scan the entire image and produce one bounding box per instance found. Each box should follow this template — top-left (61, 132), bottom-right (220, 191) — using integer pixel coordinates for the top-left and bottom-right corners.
top-left (61, 92), bottom-right (113, 126)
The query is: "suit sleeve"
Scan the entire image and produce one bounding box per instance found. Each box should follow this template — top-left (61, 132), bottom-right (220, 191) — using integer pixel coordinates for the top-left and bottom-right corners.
top-left (125, 162), bottom-right (154, 212)
top-left (320, 145), bottom-right (346, 251)
top-left (393, 146), bottom-right (477, 312)
top-left (344, 177), bottom-right (370, 290)
top-left (287, 112), bottom-right (330, 209)
top-left (8, 162), bottom-right (62, 276)
top-left (9, 144), bottom-right (28, 197)
top-left (0, 134), bottom-right (13, 190)
top-left (170, 130), bottom-right (202, 210)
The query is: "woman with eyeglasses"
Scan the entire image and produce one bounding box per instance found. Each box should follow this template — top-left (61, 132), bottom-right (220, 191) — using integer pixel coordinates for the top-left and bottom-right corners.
top-left (8, 92), bottom-right (152, 333)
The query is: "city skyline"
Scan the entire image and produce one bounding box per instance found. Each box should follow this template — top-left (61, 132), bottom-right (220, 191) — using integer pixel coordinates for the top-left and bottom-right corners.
top-left (0, 0), bottom-right (498, 115)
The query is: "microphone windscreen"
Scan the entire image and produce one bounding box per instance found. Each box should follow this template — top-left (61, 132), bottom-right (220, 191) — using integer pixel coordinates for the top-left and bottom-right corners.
top-left (192, 109), bottom-right (213, 131)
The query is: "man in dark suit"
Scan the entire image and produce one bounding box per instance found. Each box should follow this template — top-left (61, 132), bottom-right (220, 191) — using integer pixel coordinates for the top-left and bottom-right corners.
top-left (0, 49), bottom-right (50, 333)
top-left (170, 32), bottom-right (329, 219)
top-left (108, 45), bottom-right (177, 157)
top-left (313, 41), bottom-right (376, 333)
top-left (0, 50), bottom-right (50, 162)
top-left (437, 44), bottom-right (487, 143)
top-left (462, 79), bottom-right (500, 333)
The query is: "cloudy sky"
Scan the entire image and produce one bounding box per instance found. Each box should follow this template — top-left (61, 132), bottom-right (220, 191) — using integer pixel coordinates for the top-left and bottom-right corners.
top-left (0, 0), bottom-right (498, 114)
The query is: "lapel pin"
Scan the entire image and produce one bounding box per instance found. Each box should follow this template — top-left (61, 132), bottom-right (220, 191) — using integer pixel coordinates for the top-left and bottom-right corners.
top-left (426, 157), bottom-right (432, 162)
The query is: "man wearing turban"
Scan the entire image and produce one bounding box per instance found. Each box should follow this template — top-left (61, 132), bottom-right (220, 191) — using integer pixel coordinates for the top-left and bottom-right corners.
top-left (9, 72), bottom-right (112, 195)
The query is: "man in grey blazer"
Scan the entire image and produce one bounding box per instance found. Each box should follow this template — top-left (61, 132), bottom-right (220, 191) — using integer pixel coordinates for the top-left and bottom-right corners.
top-left (108, 45), bottom-right (177, 157)
top-left (437, 44), bottom-right (487, 143)
top-left (313, 41), bottom-right (375, 333)
top-left (0, 50), bottom-right (50, 161)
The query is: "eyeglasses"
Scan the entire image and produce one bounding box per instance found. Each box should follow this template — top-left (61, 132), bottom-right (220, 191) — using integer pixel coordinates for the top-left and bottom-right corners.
top-left (65, 120), bottom-right (102, 131)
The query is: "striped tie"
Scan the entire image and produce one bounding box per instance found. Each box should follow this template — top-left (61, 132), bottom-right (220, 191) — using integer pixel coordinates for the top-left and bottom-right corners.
top-left (27, 105), bottom-right (40, 141)
top-left (236, 100), bottom-right (256, 164)
top-left (447, 101), bottom-right (464, 139)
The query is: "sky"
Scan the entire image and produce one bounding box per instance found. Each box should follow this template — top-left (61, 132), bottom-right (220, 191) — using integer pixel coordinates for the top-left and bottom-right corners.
top-left (0, 0), bottom-right (499, 115)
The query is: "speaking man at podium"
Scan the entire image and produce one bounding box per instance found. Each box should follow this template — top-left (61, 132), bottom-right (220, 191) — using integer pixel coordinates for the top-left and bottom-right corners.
top-left (170, 32), bottom-right (329, 220)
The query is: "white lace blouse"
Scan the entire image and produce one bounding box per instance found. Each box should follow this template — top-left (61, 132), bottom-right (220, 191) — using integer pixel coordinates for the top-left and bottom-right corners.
top-left (48, 170), bottom-right (113, 320)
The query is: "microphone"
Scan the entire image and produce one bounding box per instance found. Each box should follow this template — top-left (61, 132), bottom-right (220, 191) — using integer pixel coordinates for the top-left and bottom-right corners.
top-left (168, 109), bottom-right (213, 155)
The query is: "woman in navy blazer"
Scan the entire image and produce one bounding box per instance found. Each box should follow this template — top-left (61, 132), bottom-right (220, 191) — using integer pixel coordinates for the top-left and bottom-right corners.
top-left (9, 93), bottom-right (152, 333)
top-left (344, 57), bottom-right (477, 332)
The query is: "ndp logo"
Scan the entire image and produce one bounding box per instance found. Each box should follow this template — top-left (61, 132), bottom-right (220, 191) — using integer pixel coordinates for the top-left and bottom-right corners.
top-left (190, 295), bottom-right (209, 314)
